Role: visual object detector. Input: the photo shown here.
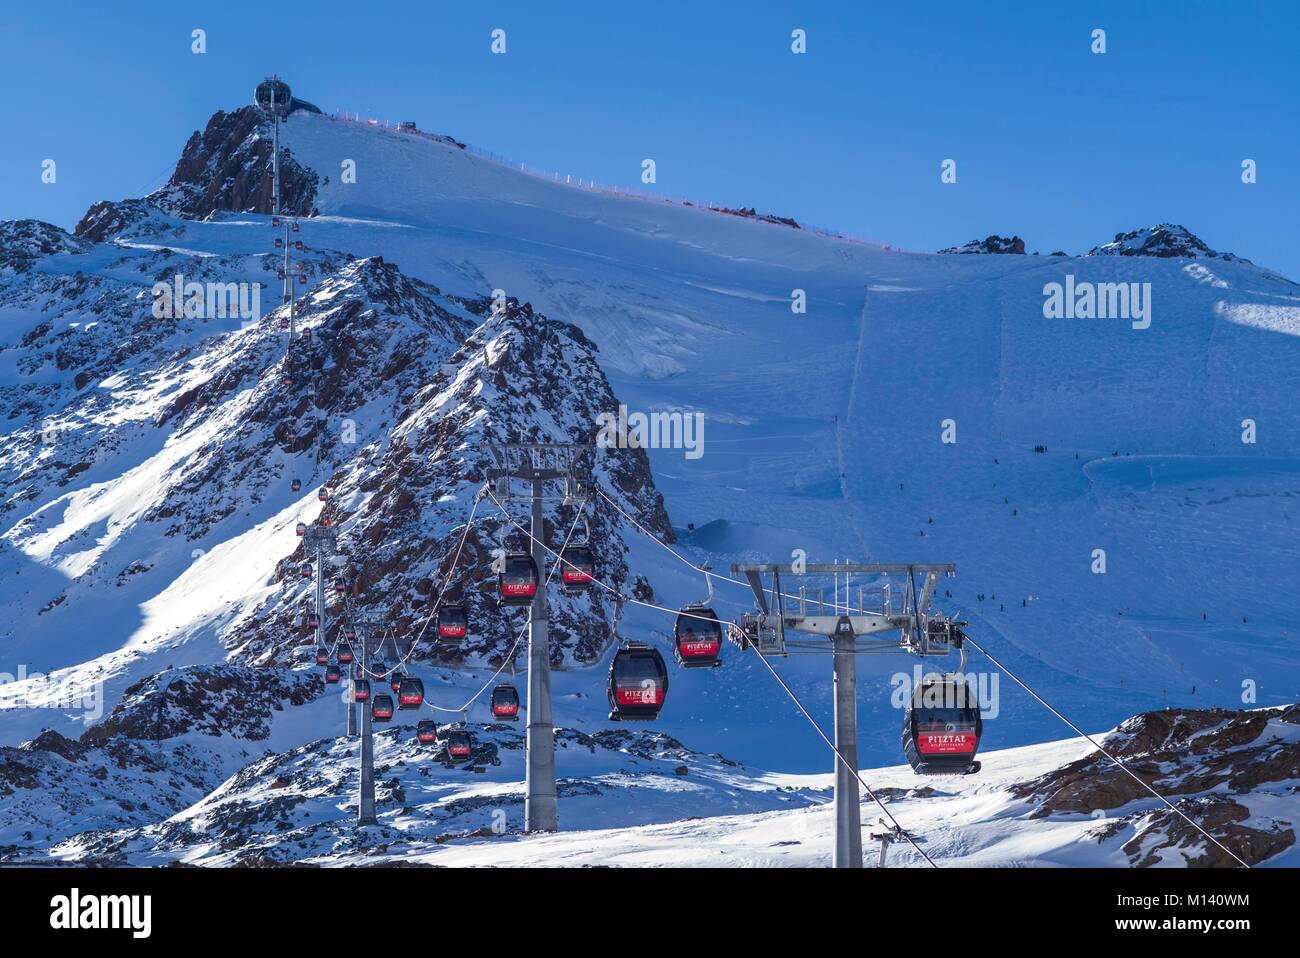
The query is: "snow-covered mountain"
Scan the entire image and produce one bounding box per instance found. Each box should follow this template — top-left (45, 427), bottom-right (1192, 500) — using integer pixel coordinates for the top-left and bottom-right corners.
top-left (1086, 223), bottom-right (1247, 262)
top-left (0, 223), bottom-right (668, 739)
top-left (938, 234), bottom-right (1027, 255)
top-left (2, 93), bottom-right (1299, 866)
top-left (3, 664), bottom-right (1294, 866)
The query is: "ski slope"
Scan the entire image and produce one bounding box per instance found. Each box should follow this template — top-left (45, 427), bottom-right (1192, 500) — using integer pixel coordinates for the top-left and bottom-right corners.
top-left (286, 110), bottom-right (1300, 764)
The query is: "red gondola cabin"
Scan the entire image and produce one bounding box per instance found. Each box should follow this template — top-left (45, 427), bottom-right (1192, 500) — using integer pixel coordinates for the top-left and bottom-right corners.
top-left (398, 676), bottom-right (425, 709)
top-left (673, 606), bottom-right (723, 669)
top-left (561, 545), bottom-right (594, 592)
top-left (446, 729), bottom-right (472, 760)
top-left (436, 604), bottom-right (468, 642)
top-left (490, 684), bottom-right (520, 720)
top-left (901, 675), bottom-right (983, 775)
top-left (607, 642), bottom-right (668, 721)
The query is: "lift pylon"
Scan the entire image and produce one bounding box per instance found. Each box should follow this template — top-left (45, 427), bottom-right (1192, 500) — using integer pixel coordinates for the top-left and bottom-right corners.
top-left (486, 442), bottom-right (594, 834)
top-left (731, 562), bottom-right (957, 868)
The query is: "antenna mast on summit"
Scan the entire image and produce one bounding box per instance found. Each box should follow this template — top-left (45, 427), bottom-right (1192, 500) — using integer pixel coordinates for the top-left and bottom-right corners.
top-left (270, 86), bottom-right (280, 220)
top-left (254, 76), bottom-right (297, 340)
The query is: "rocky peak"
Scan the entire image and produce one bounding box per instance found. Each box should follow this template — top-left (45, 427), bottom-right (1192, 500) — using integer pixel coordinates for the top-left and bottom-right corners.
top-left (938, 235), bottom-right (1026, 255)
top-left (153, 106), bottom-right (319, 219)
top-left (21, 728), bottom-right (87, 762)
top-left (230, 283), bottom-right (672, 668)
top-left (74, 107), bottom-right (320, 241)
top-left (1086, 223), bottom-right (1241, 261)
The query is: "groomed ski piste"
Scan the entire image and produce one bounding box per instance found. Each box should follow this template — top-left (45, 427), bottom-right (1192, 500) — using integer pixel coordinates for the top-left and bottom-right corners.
top-left (2, 98), bottom-right (1299, 867)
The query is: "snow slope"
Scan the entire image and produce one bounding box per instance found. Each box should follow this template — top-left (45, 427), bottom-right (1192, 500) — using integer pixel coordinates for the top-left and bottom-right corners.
top-left (25, 697), bottom-right (1298, 868)
top-left (3, 99), bottom-right (1300, 798)
top-left (277, 110), bottom-right (1300, 766)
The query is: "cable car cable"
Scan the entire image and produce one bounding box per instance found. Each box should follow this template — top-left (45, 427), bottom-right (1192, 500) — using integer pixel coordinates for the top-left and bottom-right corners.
top-left (962, 634), bottom-right (1250, 868)
top-left (485, 490), bottom-right (722, 627)
top-left (594, 487), bottom-right (883, 615)
top-left (424, 508), bottom-right (586, 714)
top-left (504, 487), bottom-right (1240, 867)
top-left (364, 496), bottom-right (483, 681)
top-left (738, 629), bottom-right (938, 867)
top-left (488, 496), bottom-right (935, 863)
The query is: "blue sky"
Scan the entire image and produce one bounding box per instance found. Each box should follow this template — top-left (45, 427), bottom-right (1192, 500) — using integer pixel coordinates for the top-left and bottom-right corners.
top-left (2, 1), bottom-right (1297, 275)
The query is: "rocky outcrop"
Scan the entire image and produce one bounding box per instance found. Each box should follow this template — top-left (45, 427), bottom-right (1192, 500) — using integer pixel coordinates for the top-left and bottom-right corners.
top-left (1013, 705), bottom-right (1298, 866)
top-left (80, 665), bottom-right (324, 746)
top-left (1086, 224), bottom-right (1243, 262)
top-left (714, 206), bottom-right (800, 229)
top-left (1120, 794), bottom-right (1294, 868)
top-left (0, 663), bottom-right (324, 858)
top-left (73, 198), bottom-right (172, 243)
top-left (71, 106), bottom-right (320, 242)
top-left (938, 235), bottom-right (1026, 255)
top-left (0, 220), bottom-right (91, 273)
top-left (147, 106), bottom-right (319, 220)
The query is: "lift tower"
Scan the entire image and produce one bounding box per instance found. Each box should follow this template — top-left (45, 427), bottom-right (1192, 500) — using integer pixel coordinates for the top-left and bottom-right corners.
top-left (731, 562), bottom-right (957, 868)
top-left (349, 614), bottom-right (389, 827)
top-left (302, 523), bottom-right (347, 730)
top-left (486, 443), bottom-right (593, 833)
top-left (253, 76), bottom-right (299, 341)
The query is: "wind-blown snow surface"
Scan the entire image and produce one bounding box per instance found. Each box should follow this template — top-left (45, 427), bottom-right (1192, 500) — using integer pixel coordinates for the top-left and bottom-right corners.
top-left (3, 105), bottom-right (1300, 800)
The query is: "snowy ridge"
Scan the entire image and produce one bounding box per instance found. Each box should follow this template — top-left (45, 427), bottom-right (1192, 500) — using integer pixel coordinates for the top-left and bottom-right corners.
top-left (0, 245), bottom-right (669, 738)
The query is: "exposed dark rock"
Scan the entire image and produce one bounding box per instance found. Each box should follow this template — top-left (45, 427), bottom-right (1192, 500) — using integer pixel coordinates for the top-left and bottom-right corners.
top-left (1122, 794), bottom-right (1294, 868)
top-left (714, 206), bottom-right (800, 229)
top-left (22, 729), bottom-right (87, 762)
top-left (74, 199), bottom-right (156, 243)
top-left (938, 235), bottom-right (1026, 255)
top-left (1086, 223), bottom-right (1245, 262)
top-left (0, 220), bottom-right (92, 272)
top-left (80, 665), bottom-right (323, 746)
top-left (1014, 704), bottom-right (1299, 866)
top-left (147, 106), bottom-right (319, 219)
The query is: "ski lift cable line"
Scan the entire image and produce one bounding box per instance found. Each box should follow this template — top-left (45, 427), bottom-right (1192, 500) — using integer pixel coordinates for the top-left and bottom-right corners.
top-left (485, 490), bottom-right (722, 627)
top-left (742, 637), bottom-right (938, 867)
top-left (485, 489), bottom-right (937, 861)
top-left (365, 493), bottom-right (483, 681)
top-left (425, 508), bottom-right (586, 715)
top-left (593, 487), bottom-right (885, 615)
top-left (590, 486), bottom-right (1242, 865)
top-left (962, 634), bottom-right (1251, 869)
